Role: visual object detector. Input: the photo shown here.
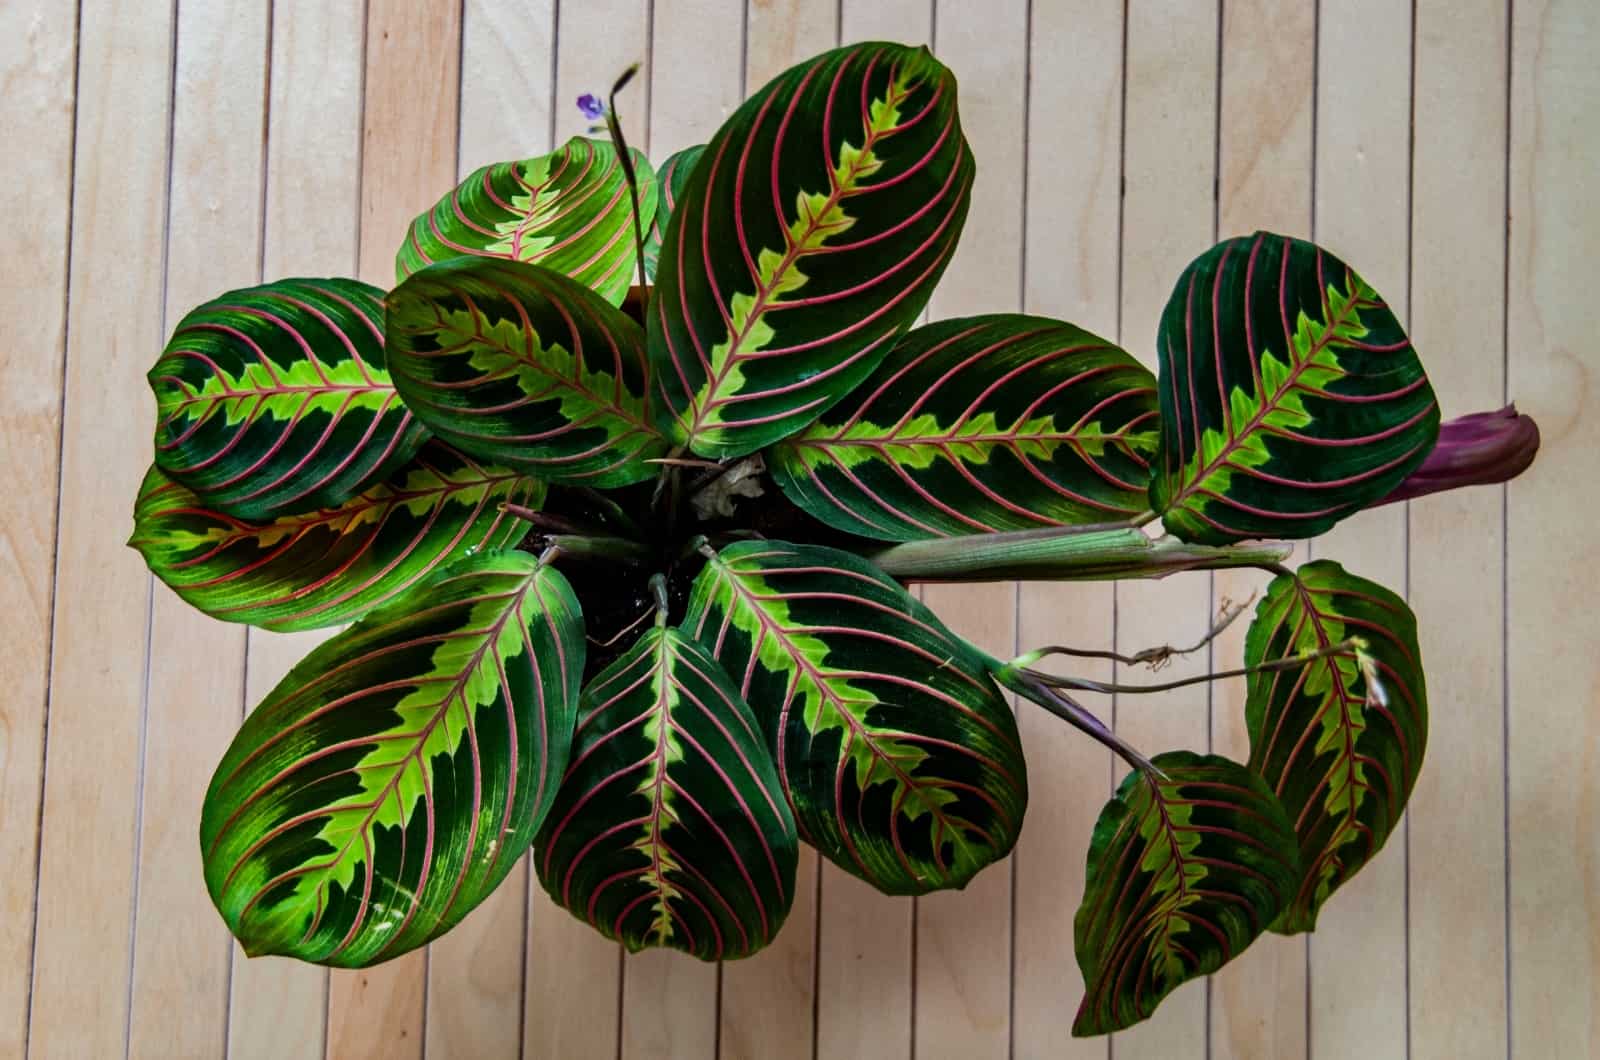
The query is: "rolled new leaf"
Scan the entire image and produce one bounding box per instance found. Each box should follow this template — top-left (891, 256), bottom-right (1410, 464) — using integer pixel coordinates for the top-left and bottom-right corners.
top-left (1074, 752), bottom-right (1299, 1036)
top-left (386, 257), bottom-right (670, 486)
top-left (149, 277), bottom-right (428, 520)
top-left (642, 144), bottom-right (702, 281)
top-left (130, 444), bottom-right (541, 631)
top-left (201, 550), bottom-right (584, 967)
top-left (395, 136), bottom-right (656, 307)
top-left (536, 625), bottom-right (798, 960)
top-left (1150, 232), bottom-right (1440, 544)
top-left (683, 540), bottom-right (1026, 894)
top-left (1245, 561), bottom-right (1427, 932)
top-left (649, 41), bottom-right (974, 458)
top-left (770, 315), bottom-right (1159, 540)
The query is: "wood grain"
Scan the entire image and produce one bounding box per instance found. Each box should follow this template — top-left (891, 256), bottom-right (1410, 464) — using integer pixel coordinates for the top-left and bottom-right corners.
top-left (1407, 3), bottom-right (1510, 1057)
top-left (0, 2), bottom-right (76, 1054)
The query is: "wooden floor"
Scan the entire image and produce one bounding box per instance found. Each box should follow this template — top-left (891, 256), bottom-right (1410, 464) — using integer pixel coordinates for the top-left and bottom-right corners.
top-left (3, 1), bottom-right (1595, 1057)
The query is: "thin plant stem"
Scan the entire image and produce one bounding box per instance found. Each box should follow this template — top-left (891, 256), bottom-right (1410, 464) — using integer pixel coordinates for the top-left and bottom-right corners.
top-left (1025, 636), bottom-right (1364, 697)
top-left (1023, 592), bottom-right (1253, 670)
top-left (603, 63), bottom-right (650, 292)
top-left (1006, 670), bottom-right (1163, 779)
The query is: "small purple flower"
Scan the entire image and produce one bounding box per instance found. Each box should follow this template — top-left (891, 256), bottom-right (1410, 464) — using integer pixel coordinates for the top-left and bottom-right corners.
top-left (577, 93), bottom-right (606, 121)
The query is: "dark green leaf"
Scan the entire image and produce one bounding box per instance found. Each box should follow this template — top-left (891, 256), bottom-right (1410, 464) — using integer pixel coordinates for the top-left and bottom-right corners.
top-left (682, 540), bottom-right (1026, 894)
top-left (130, 444), bottom-right (541, 632)
top-left (649, 42), bottom-right (974, 458)
top-left (1073, 752), bottom-right (1299, 1037)
top-left (1245, 561), bottom-right (1427, 933)
top-left (395, 136), bottom-right (655, 307)
top-left (386, 257), bottom-right (670, 486)
top-left (1150, 232), bottom-right (1440, 544)
top-left (149, 277), bottom-right (428, 520)
top-left (643, 144), bottom-right (702, 281)
top-left (770, 315), bottom-right (1159, 540)
top-left (201, 550), bottom-right (584, 967)
top-left (535, 625), bottom-right (798, 960)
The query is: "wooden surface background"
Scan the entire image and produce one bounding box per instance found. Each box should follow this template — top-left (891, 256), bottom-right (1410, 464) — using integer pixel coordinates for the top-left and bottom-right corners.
top-left (2, 1), bottom-right (1595, 1057)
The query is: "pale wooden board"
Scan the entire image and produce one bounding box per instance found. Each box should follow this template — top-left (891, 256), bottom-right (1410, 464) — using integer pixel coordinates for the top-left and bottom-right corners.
top-left (1111, 3), bottom-right (1218, 1056)
top-left (127, 3), bottom-right (268, 1055)
top-left (1303, 2), bottom-right (1414, 1056)
top-left (420, 7), bottom-right (558, 1059)
top-left (25, 2), bottom-right (173, 1056)
top-left (1010, 1), bottom-right (1123, 1055)
top-left (716, 5), bottom-right (835, 1057)
top-left (0, 2), bottom-right (75, 1055)
top-left (1507, 0), bottom-right (1600, 1053)
top-left (324, 3), bottom-right (463, 1055)
top-left (1208, 2), bottom-right (1314, 1057)
top-left (1407, 3), bottom-right (1511, 1057)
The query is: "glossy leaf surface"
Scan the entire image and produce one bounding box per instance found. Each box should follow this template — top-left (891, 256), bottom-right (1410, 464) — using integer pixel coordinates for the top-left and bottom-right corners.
top-left (683, 540), bottom-right (1026, 894)
top-left (642, 144), bottom-right (702, 281)
top-left (395, 136), bottom-right (655, 307)
top-left (130, 444), bottom-right (540, 632)
top-left (1150, 232), bottom-right (1440, 544)
top-left (770, 315), bottom-right (1160, 540)
top-left (649, 41), bottom-right (974, 458)
top-left (149, 278), bottom-right (427, 520)
top-left (536, 626), bottom-right (798, 960)
top-left (201, 551), bottom-right (584, 967)
top-left (386, 257), bottom-right (670, 486)
top-left (1245, 561), bottom-right (1427, 933)
top-left (1074, 752), bottom-right (1299, 1036)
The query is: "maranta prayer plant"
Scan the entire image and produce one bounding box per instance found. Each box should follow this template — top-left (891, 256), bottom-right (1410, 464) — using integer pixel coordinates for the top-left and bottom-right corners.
top-left (132, 43), bottom-right (1540, 1035)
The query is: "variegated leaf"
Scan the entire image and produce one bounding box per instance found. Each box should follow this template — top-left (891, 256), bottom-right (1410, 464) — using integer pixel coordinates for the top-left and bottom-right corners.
top-left (1151, 232), bottom-right (1440, 544)
top-left (1074, 752), bottom-right (1299, 1036)
top-left (536, 625), bottom-right (798, 960)
top-left (149, 277), bottom-right (428, 520)
top-left (201, 550), bottom-right (584, 967)
top-left (642, 144), bottom-right (702, 281)
top-left (395, 136), bottom-right (656, 307)
top-left (130, 444), bottom-right (540, 632)
top-left (770, 315), bottom-right (1160, 540)
top-left (683, 540), bottom-right (1026, 894)
top-left (1245, 561), bottom-right (1427, 933)
top-left (649, 41), bottom-right (974, 458)
top-left (386, 257), bottom-right (670, 486)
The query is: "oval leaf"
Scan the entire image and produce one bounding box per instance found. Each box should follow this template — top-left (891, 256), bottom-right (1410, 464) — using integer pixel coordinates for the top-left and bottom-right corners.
top-left (643, 144), bottom-right (702, 281)
top-left (770, 315), bottom-right (1160, 540)
top-left (535, 625), bottom-right (798, 960)
top-left (1150, 232), bottom-right (1441, 544)
top-left (130, 444), bottom-right (541, 632)
top-left (395, 136), bottom-right (656, 306)
top-left (649, 42), bottom-right (974, 458)
top-left (386, 257), bottom-right (670, 486)
top-left (1073, 752), bottom-right (1299, 1037)
top-left (683, 540), bottom-right (1026, 894)
top-left (1245, 560), bottom-right (1427, 933)
top-left (201, 550), bottom-right (585, 967)
top-left (149, 277), bottom-right (428, 520)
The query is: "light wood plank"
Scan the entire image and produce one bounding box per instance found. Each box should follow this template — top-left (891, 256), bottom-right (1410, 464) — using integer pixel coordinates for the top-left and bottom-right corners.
top-left (0, 2), bottom-right (76, 1054)
top-left (1208, 3), bottom-right (1313, 1057)
top-left (713, 6), bottom-right (835, 1058)
top-left (1010, 2), bottom-right (1122, 1055)
top-left (1304, 2), bottom-right (1414, 1056)
top-left (128, 3), bottom-right (269, 1055)
top-left (1507, 1), bottom-right (1600, 1055)
top-left (1407, 3), bottom-right (1510, 1058)
top-left (1112, 3), bottom-right (1218, 1056)
top-left (614, 7), bottom-right (742, 1056)
top-left (912, 3), bottom-right (1029, 1057)
top-left (520, 6), bottom-right (644, 1054)
top-left (422, 7), bottom-right (558, 1060)
top-left (327, 4), bottom-right (463, 1054)
top-left (224, 6), bottom-right (365, 1056)
top-left (25, 3), bottom-right (173, 1055)
top-left (813, 13), bottom-right (926, 1058)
